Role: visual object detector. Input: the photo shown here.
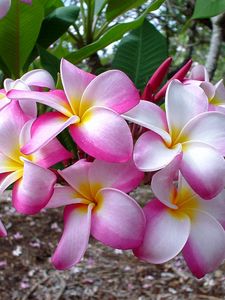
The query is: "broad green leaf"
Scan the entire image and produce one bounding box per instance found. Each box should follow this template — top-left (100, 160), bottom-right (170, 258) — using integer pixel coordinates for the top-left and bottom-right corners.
top-left (106, 0), bottom-right (146, 21)
top-left (38, 45), bottom-right (60, 82)
top-left (66, 0), bottom-right (165, 64)
top-left (94, 0), bottom-right (108, 15)
top-left (0, 0), bottom-right (44, 77)
top-left (112, 19), bottom-right (167, 90)
top-left (38, 6), bottom-right (80, 48)
top-left (39, 0), bottom-right (63, 15)
top-left (192, 0), bottom-right (225, 19)
top-left (24, 5), bottom-right (79, 70)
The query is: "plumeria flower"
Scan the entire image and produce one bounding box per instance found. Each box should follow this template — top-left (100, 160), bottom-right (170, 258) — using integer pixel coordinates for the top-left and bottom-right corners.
top-left (0, 69), bottom-right (55, 117)
top-left (8, 59), bottom-right (140, 162)
top-left (0, 101), bottom-right (71, 215)
top-left (0, 0), bottom-right (32, 19)
top-left (46, 158), bottom-right (145, 269)
top-left (134, 155), bottom-right (225, 278)
top-left (185, 65), bottom-right (225, 113)
top-left (124, 79), bottom-right (225, 199)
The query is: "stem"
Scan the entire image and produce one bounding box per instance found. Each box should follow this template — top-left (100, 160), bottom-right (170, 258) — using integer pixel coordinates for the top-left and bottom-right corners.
top-left (86, 0), bottom-right (94, 43)
top-left (80, 0), bottom-right (87, 39)
top-left (94, 21), bottom-right (110, 40)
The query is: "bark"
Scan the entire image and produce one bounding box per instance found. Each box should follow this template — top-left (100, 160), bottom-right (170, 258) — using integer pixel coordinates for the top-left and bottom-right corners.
top-left (205, 13), bottom-right (225, 81)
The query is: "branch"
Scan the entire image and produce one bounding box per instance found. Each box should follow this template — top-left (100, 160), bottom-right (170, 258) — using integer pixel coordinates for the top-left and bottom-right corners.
top-left (205, 13), bottom-right (225, 81)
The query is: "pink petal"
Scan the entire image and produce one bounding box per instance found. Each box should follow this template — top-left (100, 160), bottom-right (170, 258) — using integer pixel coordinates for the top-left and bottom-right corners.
top-left (180, 141), bottom-right (225, 199)
top-left (70, 107), bottom-right (133, 163)
top-left (12, 158), bottom-right (56, 214)
top-left (183, 210), bottom-right (225, 278)
top-left (33, 138), bottom-right (72, 168)
top-left (134, 131), bottom-right (182, 171)
top-left (134, 200), bottom-right (190, 263)
top-left (200, 82), bottom-right (215, 100)
top-left (20, 69), bottom-right (55, 89)
top-left (210, 79), bottom-right (225, 105)
top-left (0, 169), bottom-right (23, 193)
top-left (61, 59), bottom-right (95, 114)
top-left (88, 158), bottom-right (144, 196)
top-left (166, 80), bottom-right (208, 142)
top-left (58, 159), bottom-right (92, 198)
top-left (52, 203), bottom-right (93, 270)
top-left (0, 101), bottom-right (29, 160)
top-left (4, 79), bottom-right (37, 117)
top-left (0, 153), bottom-right (22, 173)
top-left (189, 64), bottom-right (209, 81)
top-left (198, 189), bottom-right (225, 229)
top-left (79, 70), bottom-right (140, 116)
top-left (7, 89), bottom-right (73, 117)
top-left (91, 188), bottom-right (145, 249)
top-left (46, 186), bottom-right (90, 209)
top-left (123, 100), bottom-right (171, 144)
top-left (21, 112), bottom-right (79, 155)
top-left (0, 92), bottom-right (11, 110)
top-left (151, 154), bottom-right (182, 209)
top-left (0, 0), bottom-right (10, 19)
top-left (178, 111), bottom-right (225, 155)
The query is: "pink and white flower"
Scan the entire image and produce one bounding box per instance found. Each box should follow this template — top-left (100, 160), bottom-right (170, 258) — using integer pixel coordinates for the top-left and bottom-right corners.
top-left (0, 69), bottom-right (55, 117)
top-left (134, 155), bottom-right (225, 278)
top-left (124, 79), bottom-right (225, 199)
top-left (46, 158), bottom-right (145, 269)
top-left (8, 59), bottom-right (140, 162)
top-left (0, 101), bottom-right (71, 215)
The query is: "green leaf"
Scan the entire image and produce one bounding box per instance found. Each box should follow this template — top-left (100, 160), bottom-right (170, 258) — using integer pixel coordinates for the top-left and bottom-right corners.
top-left (38, 45), bottom-right (60, 82)
top-left (39, 0), bottom-right (63, 15)
top-left (66, 0), bottom-right (165, 64)
top-left (24, 5), bottom-right (79, 70)
top-left (192, 0), bottom-right (225, 19)
top-left (112, 19), bottom-right (167, 90)
top-left (38, 6), bottom-right (80, 48)
top-left (0, 0), bottom-right (44, 77)
top-left (94, 0), bottom-right (108, 15)
top-left (106, 0), bottom-right (146, 21)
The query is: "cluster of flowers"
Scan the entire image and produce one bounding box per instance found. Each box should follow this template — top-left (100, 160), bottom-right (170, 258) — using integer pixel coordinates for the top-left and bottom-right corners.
top-left (0, 58), bottom-right (224, 279)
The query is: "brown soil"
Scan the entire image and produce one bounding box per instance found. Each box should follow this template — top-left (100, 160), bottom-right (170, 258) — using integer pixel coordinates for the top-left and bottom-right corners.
top-left (0, 189), bottom-right (224, 300)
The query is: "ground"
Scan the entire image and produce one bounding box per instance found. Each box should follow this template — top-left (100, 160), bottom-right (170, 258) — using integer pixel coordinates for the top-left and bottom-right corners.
top-left (0, 188), bottom-right (224, 300)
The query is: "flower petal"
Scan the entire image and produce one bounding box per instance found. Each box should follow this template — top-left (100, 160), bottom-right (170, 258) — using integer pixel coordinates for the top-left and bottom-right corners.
top-left (178, 111), bottom-right (225, 155)
top-left (12, 158), bottom-right (56, 214)
top-left (20, 69), bottom-right (55, 89)
top-left (180, 141), bottom-right (225, 199)
top-left (88, 158), bottom-right (144, 196)
top-left (46, 186), bottom-right (89, 208)
top-left (198, 189), bottom-right (225, 229)
top-left (123, 100), bottom-right (171, 144)
top-left (19, 118), bottom-right (72, 167)
top-left (151, 154), bottom-right (182, 209)
top-left (0, 152), bottom-right (22, 173)
top-left (52, 203), bottom-right (92, 270)
top-left (91, 188), bottom-right (145, 249)
top-left (70, 107), bottom-right (133, 163)
top-left (8, 89), bottom-right (73, 117)
top-left (0, 0), bottom-right (10, 19)
top-left (79, 70), bottom-right (140, 116)
top-left (61, 59), bottom-right (95, 114)
top-left (134, 200), bottom-right (190, 263)
top-left (21, 112), bottom-right (79, 155)
top-left (0, 101), bottom-right (28, 160)
top-left (134, 131), bottom-right (182, 171)
top-left (166, 80), bottom-right (208, 141)
top-left (59, 159), bottom-right (92, 199)
top-left (189, 64), bottom-right (209, 81)
top-left (183, 210), bottom-right (225, 278)
top-left (0, 169), bottom-right (23, 194)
